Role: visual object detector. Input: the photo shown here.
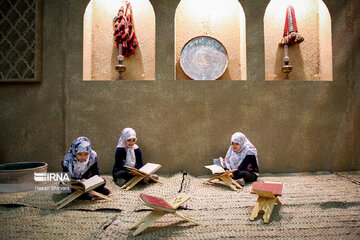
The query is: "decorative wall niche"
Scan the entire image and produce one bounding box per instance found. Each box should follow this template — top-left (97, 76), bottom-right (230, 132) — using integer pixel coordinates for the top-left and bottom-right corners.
top-left (175, 0), bottom-right (246, 80)
top-left (264, 0), bottom-right (332, 81)
top-left (83, 0), bottom-right (155, 80)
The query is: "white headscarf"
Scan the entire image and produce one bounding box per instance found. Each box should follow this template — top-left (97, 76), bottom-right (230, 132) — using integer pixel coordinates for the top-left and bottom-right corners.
top-left (117, 128), bottom-right (139, 167)
top-left (62, 137), bottom-right (97, 179)
top-left (224, 132), bottom-right (258, 170)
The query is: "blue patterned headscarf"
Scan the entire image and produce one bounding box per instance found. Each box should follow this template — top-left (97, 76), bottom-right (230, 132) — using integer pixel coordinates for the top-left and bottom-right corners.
top-left (62, 137), bottom-right (97, 179)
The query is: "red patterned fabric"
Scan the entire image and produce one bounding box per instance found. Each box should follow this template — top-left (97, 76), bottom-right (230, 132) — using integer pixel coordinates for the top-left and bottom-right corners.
top-left (279, 5), bottom-right (304, 46)
top-left (113, 1), bottom-right (138, 57)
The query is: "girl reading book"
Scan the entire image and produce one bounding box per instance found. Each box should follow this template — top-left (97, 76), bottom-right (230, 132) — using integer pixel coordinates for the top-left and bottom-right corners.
top-left (224, 132), bottom-right (259, 186)
top-left (62, 136), bottom-right (110, 199)
top-left (113, 128), bottom-right (158, 187)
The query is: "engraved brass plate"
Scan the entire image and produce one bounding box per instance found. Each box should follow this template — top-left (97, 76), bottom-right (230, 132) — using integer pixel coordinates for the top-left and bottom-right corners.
top-left (180, 36), bottom-right (228, 80)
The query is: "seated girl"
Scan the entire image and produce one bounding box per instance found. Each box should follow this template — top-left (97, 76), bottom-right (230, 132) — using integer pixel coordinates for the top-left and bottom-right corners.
top-left (224, 132), bottom-right (259, 186)
top-left (113, 128), bottom-right (157, 187)
top-left (113, 128), bottom-right (143, 186)
top-left (62, 136), bottom-right (110, 199)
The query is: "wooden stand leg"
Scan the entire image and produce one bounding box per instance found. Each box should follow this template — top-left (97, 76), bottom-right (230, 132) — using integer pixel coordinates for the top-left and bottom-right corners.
top-left (56, 190), bottom-right (83, 210)
top-left (55, 191), bottom-right (76, 206)
top-left (172, 212), bottom-right (199, 225)
top-left (120, 176), bottom-right (137, 189)
top-left (120, 178), bottom-right (133, 189)
top-left (128, 169), bottom-right (162, 184)
top-left (132, 211), bottom-right (165, 236)
top-left (250, 196), bottom-right (280, 223)
top-left (87, 190), bottom-right (112, 201)
top-left (120, 175), bottom-right (144, 190)
top-left (263, 198), bottom-right (276, 223)
top-left (250, 196), bottom-right (266, 221)
top-left (126, 176), bottom-right (144, 190)
top-left (147, 175), bottom-right (162, 184)
top-left (230, 178), bottom-right (243, 189)
top-left (203, 175), bottom-right (219, 183)
top-left (129, 211), bottom-right (159, 230)
top-left (219, 175), bottom-right (237, 191)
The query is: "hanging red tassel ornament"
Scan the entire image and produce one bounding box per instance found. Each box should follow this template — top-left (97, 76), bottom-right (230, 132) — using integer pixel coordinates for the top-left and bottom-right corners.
top-left (279, 5), bottom-right (304, 46)
top-left (113, 1), bottom-right (138, 57)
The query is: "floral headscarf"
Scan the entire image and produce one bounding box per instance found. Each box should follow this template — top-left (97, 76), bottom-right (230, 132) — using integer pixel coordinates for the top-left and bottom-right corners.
top-left (117, 128), bottom-right (139, 167)
top-left (62, 137), bottom-right (97, 179)
top-left (224, 132), bottom-right (258, 170)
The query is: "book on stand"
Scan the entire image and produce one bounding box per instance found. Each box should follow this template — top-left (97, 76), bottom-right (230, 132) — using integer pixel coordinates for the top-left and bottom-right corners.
top-left (205, 164), bottom-right (226, 175)
top-left (139, 193), bottom-right (176, 213)
top-left (70, 175), bottom-right (105, 192)
top-left (205, 157), bottom-right (227, 175)
top-left (125, 163), bottom-right (161, 175)
top-left (56, 175), bottom-right (108, 210)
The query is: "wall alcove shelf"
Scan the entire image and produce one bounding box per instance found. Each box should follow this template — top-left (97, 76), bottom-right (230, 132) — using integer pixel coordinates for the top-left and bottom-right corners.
top-left (264, 0), bottom-right (333, 81)
top-left (83, 0), bottom-right (155, 80)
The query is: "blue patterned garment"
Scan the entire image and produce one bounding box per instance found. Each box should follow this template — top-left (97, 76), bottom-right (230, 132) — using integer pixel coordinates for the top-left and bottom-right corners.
top-left (62, 136), bottom-right (97, 179)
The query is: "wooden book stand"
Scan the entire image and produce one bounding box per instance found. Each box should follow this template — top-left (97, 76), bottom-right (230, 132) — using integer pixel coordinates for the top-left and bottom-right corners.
top-left (129, 193), bottom-right (199, 236)
top-left (203, 169), bottom-right (243, 191)
top-left (249, 182), bottom-right (283, 223)
top-left (55, 184), bottom-right (112, 210)
top-left (121, 167), bottom-right (162, 191)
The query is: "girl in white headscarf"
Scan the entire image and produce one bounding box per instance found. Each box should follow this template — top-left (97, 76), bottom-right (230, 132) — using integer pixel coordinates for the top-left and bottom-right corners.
top-left (62, 137), bottom-right (110, 199)
top-left (224, 132), bottom-right (259, 186)
top-left (113, 128), bottom-right (144, 186)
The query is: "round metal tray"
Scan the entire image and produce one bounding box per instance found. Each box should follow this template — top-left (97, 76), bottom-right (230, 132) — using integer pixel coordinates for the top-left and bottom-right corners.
top-left (180, 36), bottom-right (228, 80)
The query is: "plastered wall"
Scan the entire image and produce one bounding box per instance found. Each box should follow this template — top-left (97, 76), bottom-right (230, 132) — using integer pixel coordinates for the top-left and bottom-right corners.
top-left (0, 0), bottom-right (359, 176)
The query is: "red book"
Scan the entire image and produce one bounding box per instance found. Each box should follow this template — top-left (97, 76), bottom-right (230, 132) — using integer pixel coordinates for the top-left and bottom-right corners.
top-left (139, 193), bottom-right (176, 212)
top-left (251, 182), bottom-right (283, 196)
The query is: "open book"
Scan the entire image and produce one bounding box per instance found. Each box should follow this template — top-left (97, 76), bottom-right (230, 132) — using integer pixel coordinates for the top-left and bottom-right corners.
top-left (139, 193), bottom-right (176, 213)
top-left (71, 175), bottom-right (105, 192)
top-left (205, 164), bottom-right (226, 175)
top-left (125, 163), bottom-right (161, 175)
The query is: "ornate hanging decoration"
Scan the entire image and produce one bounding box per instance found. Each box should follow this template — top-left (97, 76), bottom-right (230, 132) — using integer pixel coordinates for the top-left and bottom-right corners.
top-left (113, 1), bottom-right (138, 79)
top-left (279, 5), bottom-right (304, 78)
top-left (113, 1), bottom-right (138, 57)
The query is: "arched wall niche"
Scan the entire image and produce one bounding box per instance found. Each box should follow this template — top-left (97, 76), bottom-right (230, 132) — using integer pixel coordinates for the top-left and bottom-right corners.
top-left (83, 0), bottom-right (155, 80)
top-left (264, 0), bottom-right (332, 81)
top-left (175, 0), bottom-right (246, 80)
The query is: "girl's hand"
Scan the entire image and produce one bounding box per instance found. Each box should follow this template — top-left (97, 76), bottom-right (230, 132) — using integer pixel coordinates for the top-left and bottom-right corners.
top-left (228, 173), bottom-right (234, 178)
top-left (81, 179), bottom-right (86, 182)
